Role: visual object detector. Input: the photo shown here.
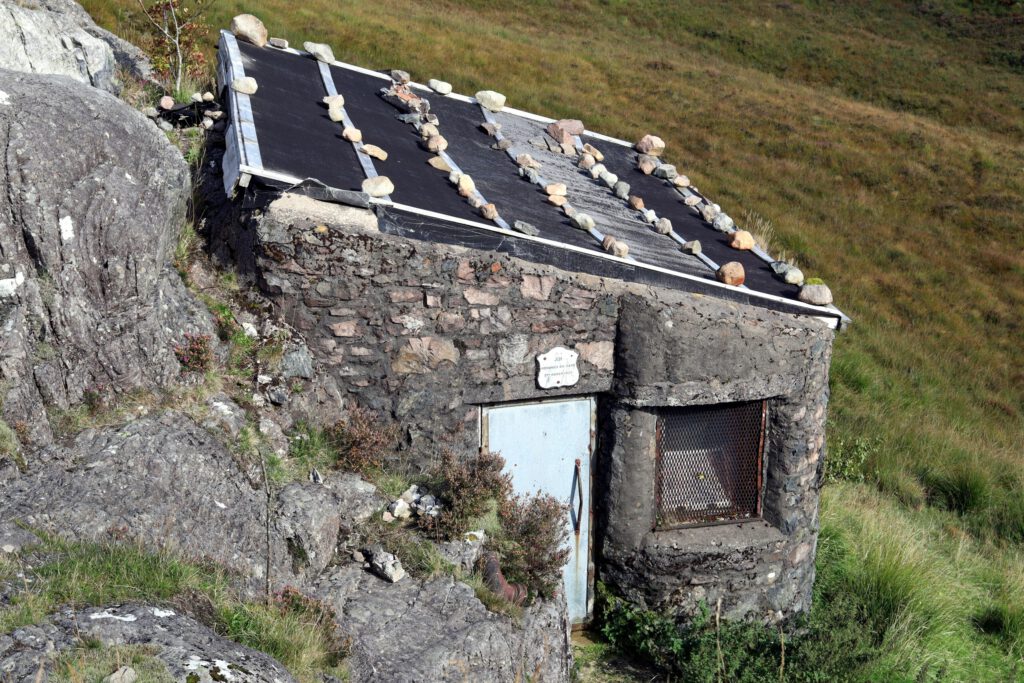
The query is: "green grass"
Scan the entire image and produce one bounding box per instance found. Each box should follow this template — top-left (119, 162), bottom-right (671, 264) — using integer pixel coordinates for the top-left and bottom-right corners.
top-left (71, 0), bottom-right (1024, 678)
top-left (590, 484), bottom-right (1024, 681)
top-left (0, 419), bottom-right (19, 460)
top-left (79, 0), bottom-right (1023, 539)
top-left (53, 644), bottom-right (175, 683)
top-left (462, 572), bottom-right (523, 622)
top-left (0, 536), bottom-right (347, 682)
top-left (356, 516), bottom-right (454, 579)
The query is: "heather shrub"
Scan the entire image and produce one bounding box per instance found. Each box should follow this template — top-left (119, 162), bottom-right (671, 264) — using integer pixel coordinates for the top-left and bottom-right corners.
top-left (419, 449), bottom-right (511, 540)
top-left (173, 332), bottom-right (213, 372)
top-left (324, 405), bottom-right (400, 475)
top-left (491, 492), bottom-right (569, 600)
top-left (82, 383), bottom-right (109, 415)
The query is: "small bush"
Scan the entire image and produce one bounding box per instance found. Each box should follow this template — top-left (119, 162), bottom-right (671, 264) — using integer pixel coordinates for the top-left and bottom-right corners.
top-left (741, 209), bottom-right (781, 257)
top-left (973, 602), bottom-right (1024, 649)
top-left (82, 383), bottom-right (109, 415)
top-left (173, 220), bottom-right (200, 275)
top-left (136, 0), bottom-right (214, 93)
top-left (596, 582), bottom-right (878, 682)
top-left (419, 449), bottom-right (511, 540)
top-left (463, 572), bottom-right (523, 621)
top-left (288, 423), bottom-right (338, 473)
top-left (358, 517), bottom-right (453, 579)
top-left (824, 435), bottom-right (875, 484)
top-left (173, 332), bottom-right (214, 373)
top-left (325, 405), bottom-right (400, 475)
top-left (491, 492), bottom-right (569, 601)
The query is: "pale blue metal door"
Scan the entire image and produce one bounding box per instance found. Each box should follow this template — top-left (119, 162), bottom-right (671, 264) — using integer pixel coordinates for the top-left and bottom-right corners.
top-left (482, 397), bottom-right (594, 623)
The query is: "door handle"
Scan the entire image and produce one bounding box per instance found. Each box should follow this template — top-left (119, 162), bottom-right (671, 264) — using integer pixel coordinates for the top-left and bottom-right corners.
top-left (573, 458), bottom-right (584, 535)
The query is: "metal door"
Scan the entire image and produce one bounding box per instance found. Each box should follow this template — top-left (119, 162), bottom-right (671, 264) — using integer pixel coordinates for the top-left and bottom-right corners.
top-left (481, 397), bottom-right (594, 624)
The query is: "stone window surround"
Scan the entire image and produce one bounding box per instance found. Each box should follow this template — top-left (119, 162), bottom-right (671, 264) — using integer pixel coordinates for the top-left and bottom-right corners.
top-left (652, 399), bottom-right (768, 531)
top-left (605, 397), bottom-right (788, 553)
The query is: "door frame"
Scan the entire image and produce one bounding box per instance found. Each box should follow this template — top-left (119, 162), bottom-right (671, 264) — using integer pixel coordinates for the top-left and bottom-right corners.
top-left (478, 394), bottom-right (597, 624)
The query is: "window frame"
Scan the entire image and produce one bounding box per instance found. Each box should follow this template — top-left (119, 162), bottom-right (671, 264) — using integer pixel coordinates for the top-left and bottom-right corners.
top-left (653, 399), bottom-right (768, 530)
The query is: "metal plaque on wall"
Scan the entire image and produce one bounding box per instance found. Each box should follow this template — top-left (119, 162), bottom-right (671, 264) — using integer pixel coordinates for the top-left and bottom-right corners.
top-left (536, 346), bottom-right (580, 389)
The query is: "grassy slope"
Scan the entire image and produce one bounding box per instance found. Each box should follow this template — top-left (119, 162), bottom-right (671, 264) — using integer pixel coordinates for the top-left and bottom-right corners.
top-left (79, 0), bottom-right (1024, 678)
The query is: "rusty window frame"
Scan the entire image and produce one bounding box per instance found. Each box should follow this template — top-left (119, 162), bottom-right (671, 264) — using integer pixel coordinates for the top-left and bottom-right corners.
top-left (654, 400), bottom-right (767, 529)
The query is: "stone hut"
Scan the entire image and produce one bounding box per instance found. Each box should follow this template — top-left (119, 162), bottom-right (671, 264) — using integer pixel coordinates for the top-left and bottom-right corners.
top-left (215, 26), bottom-right (848, 628)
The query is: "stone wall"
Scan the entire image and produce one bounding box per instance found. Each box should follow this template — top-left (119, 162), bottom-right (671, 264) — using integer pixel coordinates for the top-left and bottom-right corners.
top-left (238, 192), bottom-right (834, 623)
top-left (598, 293), bottom-right (833, 623)
top-left (247, 193), bottom-right (627, 454)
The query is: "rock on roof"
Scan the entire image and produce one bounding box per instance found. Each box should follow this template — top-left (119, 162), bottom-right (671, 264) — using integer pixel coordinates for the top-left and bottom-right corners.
top-left (217, 28), bottom-right (847, 325)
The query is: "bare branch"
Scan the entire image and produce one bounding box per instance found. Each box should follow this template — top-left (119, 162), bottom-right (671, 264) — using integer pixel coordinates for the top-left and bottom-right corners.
top-left (134, 0), bottom-right (173, 39)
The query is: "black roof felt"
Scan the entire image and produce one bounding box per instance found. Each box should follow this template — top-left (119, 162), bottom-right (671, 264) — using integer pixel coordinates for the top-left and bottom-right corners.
top-left (227, 37), bottom-right (842, 319)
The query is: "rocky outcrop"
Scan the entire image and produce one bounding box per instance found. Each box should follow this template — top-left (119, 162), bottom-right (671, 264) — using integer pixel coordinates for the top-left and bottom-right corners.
top-left (0, 0), bottom-right (151, 92)
top-left (0, 68), bottom-right (212, 446)
top-left (0, 407), bottom-right (571, 680)
top-left (0, 603), bottom-right (296, 681)
top-left (0, 412), bottom-right (383, 597)
top-left (312, 565), bottom-right (572, 682)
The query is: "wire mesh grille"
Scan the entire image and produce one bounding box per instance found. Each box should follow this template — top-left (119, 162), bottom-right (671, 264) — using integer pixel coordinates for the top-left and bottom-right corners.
top-left (655, 400), bottom-right (766, 528)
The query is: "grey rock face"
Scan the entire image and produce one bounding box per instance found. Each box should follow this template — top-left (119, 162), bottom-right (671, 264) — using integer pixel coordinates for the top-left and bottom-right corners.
top-left (0, 69), bottom-right (212, 446)
top-left (437, 535), bottom-right (484, 573)
top-left (281, 343), bottom-right (314, 379)
top-left (312, 565), bottom-right (572, 682)
top-left (0, 412), bottom-right (381, 596)
top-left (364, 544), bottom-right (406, 582)
top-left (202, 393), bottom-right (248, 439)
top-left (0, 0), bottom-right (151, 92)
top-left (0, 604), bottom-right (296, 682)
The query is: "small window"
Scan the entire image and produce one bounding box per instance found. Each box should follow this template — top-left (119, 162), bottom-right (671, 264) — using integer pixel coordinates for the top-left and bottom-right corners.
top-left (655, 400), bottom-right (766, 528)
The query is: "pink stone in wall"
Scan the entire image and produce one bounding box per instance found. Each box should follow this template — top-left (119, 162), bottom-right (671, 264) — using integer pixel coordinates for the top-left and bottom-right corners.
top-left (463, 288), bottom-right (500, 306)
top-left (388, 290), bottom-right (420, 303)
top-left (789, 542), bottom-right (812, 566)
top-left (392, 336), bottom-right (460, 374)
top-left (456, 260), bottom-right (475, 281)
top-left (520, 274), bottom-right (556, 301)
top-left (329, 320), bottom-right (359, 337)
top-left (561, 287), bottom-right (599, 309)
top-left (577, 340), bottom-right (615, 371)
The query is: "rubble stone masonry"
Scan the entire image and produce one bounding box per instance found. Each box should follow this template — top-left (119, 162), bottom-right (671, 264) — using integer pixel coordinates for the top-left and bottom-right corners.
top-left (231, 192), bottom-right (835, 624)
